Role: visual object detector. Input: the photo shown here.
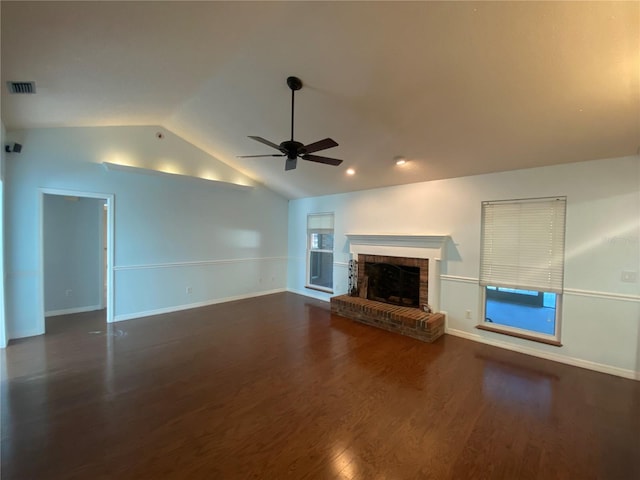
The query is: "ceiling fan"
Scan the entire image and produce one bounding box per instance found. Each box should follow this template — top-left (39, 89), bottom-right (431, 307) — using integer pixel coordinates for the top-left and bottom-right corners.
top-left (238, 76), bottom-right (343, 171)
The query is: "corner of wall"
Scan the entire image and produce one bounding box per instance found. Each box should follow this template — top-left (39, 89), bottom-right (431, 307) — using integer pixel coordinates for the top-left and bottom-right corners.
top-left (0, 120), bottom-right (6, 347)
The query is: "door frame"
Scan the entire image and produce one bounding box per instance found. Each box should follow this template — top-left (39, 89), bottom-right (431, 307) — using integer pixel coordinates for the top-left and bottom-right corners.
top-left (38, 188), bottom-right (115, 330)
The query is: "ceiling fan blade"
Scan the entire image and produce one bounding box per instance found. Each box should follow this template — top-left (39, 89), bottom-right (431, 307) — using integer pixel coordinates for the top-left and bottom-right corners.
top-left (303, 138), bottom-right (339, 154)
top-left (285, 158), bottom-right (297, 171)
top-left (301, 154), bottom-right (343, 166)
top-left (248, 136), bottom-right (283, 151)
top-left (237, 154), bottom-right (286, 158)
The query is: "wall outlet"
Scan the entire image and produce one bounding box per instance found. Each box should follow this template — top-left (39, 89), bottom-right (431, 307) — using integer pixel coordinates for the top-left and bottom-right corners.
top-left (186, 286), bottom-right (193, 294)
top-left (465, 309), bottom-right (472, 319)
top-left (65, 289), bottom-right (72, 297)
top-left (621, 271), bottom-right (638, 283)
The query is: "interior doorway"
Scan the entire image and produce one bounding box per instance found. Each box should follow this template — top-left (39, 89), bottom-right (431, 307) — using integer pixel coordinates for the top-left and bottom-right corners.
top-left (38, 188), bottom-right (114, 332)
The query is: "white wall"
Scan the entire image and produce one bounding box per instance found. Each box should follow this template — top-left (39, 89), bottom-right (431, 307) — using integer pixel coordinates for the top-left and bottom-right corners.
top-left (288, 156), bottom-right (640, 379)
top-left (43, 194), bottom-right (103, 315)
top-left (5, 126), bottom-right (289, 340)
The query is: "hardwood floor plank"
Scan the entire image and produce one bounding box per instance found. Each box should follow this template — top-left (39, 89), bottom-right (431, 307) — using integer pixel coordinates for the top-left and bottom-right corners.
top-left (2, 292), bottom-right (639, 479)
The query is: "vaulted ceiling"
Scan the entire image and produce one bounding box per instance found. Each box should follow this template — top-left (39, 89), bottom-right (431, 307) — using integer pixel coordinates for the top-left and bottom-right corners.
top-left (2, 1), bottom-right (638, 198)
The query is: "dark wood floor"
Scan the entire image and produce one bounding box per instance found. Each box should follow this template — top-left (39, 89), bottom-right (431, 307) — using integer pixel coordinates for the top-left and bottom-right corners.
top-left (2, 292), bottom-right (639, 479)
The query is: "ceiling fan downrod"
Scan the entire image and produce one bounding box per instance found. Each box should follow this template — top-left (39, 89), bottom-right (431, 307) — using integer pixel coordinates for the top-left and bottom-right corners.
top-left (287, 76), bottom-right (302, 142)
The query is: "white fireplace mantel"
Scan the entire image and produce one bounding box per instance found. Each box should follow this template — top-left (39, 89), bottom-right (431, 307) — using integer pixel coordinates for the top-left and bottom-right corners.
top-left (345, 234), bottom-right (449, 259)
top-left (345, 234), bottom-right (450, 312)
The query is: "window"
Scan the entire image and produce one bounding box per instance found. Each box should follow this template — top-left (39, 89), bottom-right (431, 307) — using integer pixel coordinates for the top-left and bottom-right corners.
top-left (307, 213), bottom-right (334, 292)
top-left (479, 197), bottom-right (566, 345)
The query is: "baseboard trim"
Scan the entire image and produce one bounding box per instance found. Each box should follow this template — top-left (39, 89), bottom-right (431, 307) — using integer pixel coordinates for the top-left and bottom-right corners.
top-left (7, 328), bottom-right (45, 342)
top-left (445, 327), bottom-right (639, 381)
top-left (113, 289), bottom-right (286, 322)
top-left (45, 305), bottom-right (102, 317)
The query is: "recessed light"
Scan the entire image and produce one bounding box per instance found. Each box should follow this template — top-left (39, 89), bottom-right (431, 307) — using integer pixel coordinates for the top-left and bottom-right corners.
top-left (346, 168), bottom-right (355, 175)
top-left (394, 156), bottom-right (407, 166)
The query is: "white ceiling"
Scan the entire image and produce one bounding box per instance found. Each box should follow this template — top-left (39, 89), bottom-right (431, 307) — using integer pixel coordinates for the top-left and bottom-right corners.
top-left (2, 1), bottom-right (639, 198)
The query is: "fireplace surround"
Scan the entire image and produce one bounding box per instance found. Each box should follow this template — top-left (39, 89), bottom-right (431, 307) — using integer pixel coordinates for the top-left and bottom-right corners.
top-left (345, 233), bottom-right (448, 311)
top-left (331, 234), bottom-right (448, 343)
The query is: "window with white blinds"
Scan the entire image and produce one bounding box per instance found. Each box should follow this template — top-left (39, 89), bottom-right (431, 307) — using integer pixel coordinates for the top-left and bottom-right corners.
top-left (307, 213), bottom-right (334, 231)
top-left (480, 197), bottom-right (567, 293)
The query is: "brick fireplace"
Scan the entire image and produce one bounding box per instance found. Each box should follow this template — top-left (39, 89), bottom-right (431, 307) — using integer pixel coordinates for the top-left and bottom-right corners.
top-left (330, 234), bottom-right (448, 343)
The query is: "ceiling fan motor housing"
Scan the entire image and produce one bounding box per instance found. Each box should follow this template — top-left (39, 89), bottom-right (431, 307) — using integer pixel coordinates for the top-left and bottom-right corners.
top-left (280, 140), bottom-right (305, 159)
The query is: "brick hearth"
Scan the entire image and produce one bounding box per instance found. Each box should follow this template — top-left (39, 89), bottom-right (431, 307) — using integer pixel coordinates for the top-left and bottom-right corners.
top-left (330, 295), bottom-right (445, 343)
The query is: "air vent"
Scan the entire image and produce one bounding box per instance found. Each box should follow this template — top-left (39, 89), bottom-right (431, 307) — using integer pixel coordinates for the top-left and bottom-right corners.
top-left (7, 81), bottom-right (36, 94)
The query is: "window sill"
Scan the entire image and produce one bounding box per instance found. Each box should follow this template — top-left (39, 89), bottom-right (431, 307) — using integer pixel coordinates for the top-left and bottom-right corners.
top-left (305, 285), bottom-right (334, 294)
top-left (476, 324), bottom-right (562, 347)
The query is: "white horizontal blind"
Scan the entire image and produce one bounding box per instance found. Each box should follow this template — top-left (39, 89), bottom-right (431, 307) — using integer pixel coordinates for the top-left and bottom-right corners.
top-left (480, 197), bottom-right (566, 293)
top-left (308, 213), bottom-right (334, 231)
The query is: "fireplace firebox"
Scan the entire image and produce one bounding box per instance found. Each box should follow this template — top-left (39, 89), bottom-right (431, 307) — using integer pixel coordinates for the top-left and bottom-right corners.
top-left (357, 254), bottom-right (429, 308)
top-left (365, 262), bottom-right (420, 307)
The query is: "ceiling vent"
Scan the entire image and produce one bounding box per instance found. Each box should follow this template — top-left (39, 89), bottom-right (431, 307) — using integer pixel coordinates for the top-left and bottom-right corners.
top-left (7, 81), bottom-right (36, 94)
